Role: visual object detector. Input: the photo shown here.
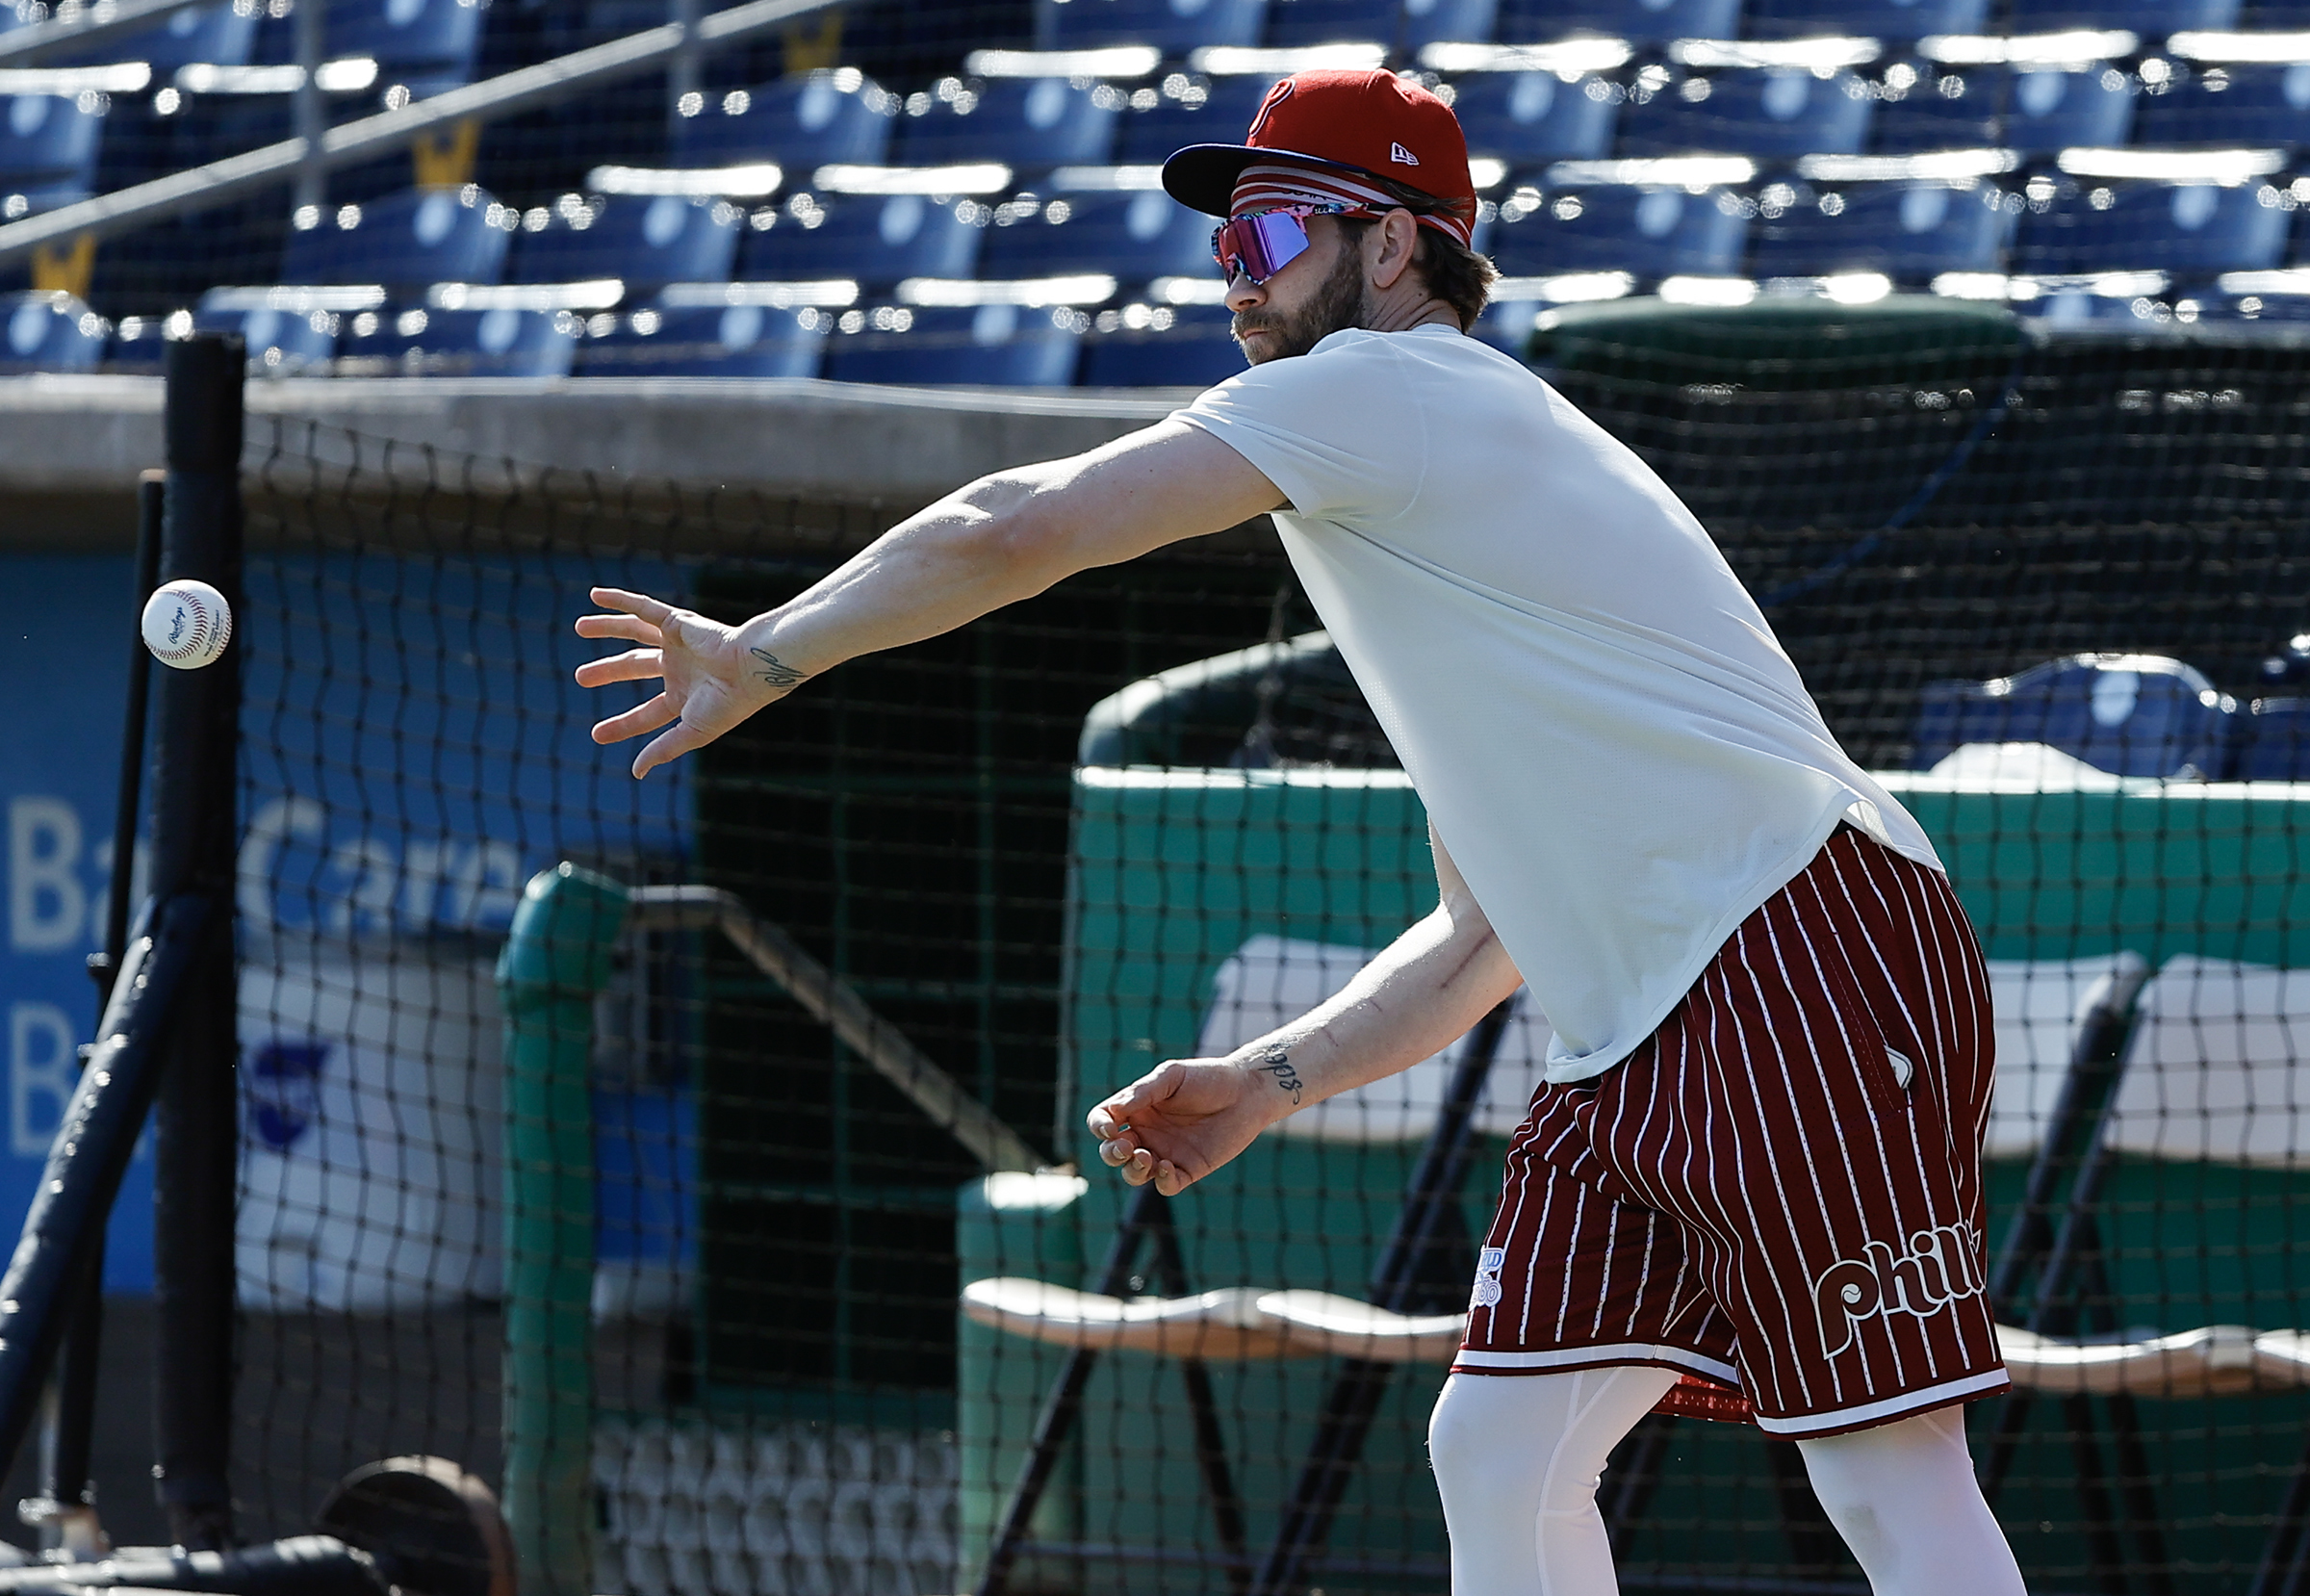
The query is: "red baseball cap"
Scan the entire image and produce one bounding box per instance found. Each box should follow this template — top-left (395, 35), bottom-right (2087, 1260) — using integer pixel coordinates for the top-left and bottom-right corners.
top-left (1162, 69), bottom-right (1477, 235)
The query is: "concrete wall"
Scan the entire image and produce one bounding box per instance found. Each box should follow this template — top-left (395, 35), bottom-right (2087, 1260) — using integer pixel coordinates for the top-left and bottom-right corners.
top-left (0, 376), bottom-right (1190, 550)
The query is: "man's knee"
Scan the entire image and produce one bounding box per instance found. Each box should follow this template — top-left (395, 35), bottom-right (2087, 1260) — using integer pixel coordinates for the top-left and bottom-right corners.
top-left (1430, 1367), bottom-right (1674, 1518)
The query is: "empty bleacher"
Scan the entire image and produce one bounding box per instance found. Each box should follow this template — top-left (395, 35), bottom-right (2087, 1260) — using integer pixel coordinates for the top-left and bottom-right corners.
top-left (3, 0), bottom-right (2310, 380)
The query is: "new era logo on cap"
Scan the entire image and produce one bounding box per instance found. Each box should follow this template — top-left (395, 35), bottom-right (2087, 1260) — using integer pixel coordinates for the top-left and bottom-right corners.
top-left (1390, 142), bottom-right (1420, 166)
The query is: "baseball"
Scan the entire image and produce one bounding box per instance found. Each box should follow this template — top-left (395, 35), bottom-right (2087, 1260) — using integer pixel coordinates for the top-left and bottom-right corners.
top-left (141, 579), bottom-right (233, 670)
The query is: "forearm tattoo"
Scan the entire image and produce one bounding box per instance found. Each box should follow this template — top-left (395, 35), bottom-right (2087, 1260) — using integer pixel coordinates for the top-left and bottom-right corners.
top-left (1252, 1044), bottom-right (1303, 1105)
top-left (750, 648), bottom-right (811, 690)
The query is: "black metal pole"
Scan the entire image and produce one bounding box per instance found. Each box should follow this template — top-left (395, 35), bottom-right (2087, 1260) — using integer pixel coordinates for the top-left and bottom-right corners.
top-left (149, 335), bottom-right (244, 1551)
top-left (1601, 1412), bottom-right (1677, 1557)
top-left (0, 895), bottom-right (215, 1481)
top-left (1144, 1208), bottom-right (1249, 1595)
top-left (99, 473), bottom-right (167, 1000)
top-left (2251, 1443), bottom-right (2310, 1596)
top-left (976, 1182), bottom-right (1166, 1596)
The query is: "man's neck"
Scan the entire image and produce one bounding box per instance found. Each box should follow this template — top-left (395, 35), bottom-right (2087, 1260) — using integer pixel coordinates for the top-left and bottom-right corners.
top-left (1362, 284), bottom-right (1461, 336)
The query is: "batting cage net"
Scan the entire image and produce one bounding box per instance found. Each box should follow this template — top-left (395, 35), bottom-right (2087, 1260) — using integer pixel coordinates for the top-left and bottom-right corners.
top-left (221, 301), bottom-right (2310, 1596)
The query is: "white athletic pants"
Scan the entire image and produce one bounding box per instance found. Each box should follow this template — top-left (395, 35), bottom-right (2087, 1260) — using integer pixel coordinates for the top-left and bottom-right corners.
top-left (1426, 1369), bottom-right (2028, 1595)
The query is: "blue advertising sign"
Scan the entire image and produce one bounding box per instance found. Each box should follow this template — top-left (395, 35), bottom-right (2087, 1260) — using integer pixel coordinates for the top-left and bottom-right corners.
top-left (1, 554), bottom-right (153, 1292)
top-left (2, 548), bottom-right (696, 1297)
top-left (239, 550), bottom-right (691, 940)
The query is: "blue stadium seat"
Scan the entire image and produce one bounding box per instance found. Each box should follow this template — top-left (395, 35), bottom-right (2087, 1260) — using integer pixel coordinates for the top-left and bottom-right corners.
top-left (1617, 68), bottom-right (1872, 158)
top-left (2014, 181), bottom-right (2291, 277)
top-left (2181, 283), bottom-right (2310, 322)
top-left (2134, 64), bottom-right (2310, 149)
top-left (192, 293), bottom-right (347, 373)
top-left (2005, 0), bottom-right (2239, 33)
top-left (2025, 282), bottom-right (2172, 324)
top-left (508, 194), bottom-right (741, 290)
top-left (1740, 0), bottom-right (1984, 39)
top-left (339, 303), bottom-right (580, 375)
top-left (86, 2), bottom-right (260, 69)
top-left (977, 189), bottom-right (1213, 283)
top-left (1078, 301), bottom-right (1242, 385)
top-left (2235, 698), bottom-right (2310, 780)
top-left (895, 77), bottom-right (1122, 170)
top-left (324, 0), bottom-right (484, 98)
top-left (0, 291), bottom-right (104, 373)
top-left (280, 187), bottom-right (512, 290)
top-left (737, 193), bottom-right (984, 288)
top-left (1262, 0), bottom-right (1496, 49)
top-left (1912, 655), bottom-right (2233, 779)
top-left (1260, 0), bottom-right (1386, 43)
top-left (577, 302), bottom-right (828, 376)
top-left (0, 94), bottom-right (104, 212)
top-left (672, 70), bottom-right (900, 171)
top-left (1871, 68), bottom-right (2002, 151)
top-left (1116, 76), bottom-right (1275, 164)
top-left (1874, 67), bottom-right (2137, 157)
top-left (1495, 0), bottom-right (1741, 45)
top-left (821, 303), bottom-right (1083, 386)
top-left (106, 314), bottom-right (179, 371)
top-left (1450, 72), bottom-right (1619, 164)
top-left (1036, 0), bottom-right (1269, 54)
top-left (1747, 179), bottom-right (2015, 281)
top-left (1487, 185), bottom-right (1749, 278)
top-left (1403, 0), bottom-right (1501, 48)
top-left (1972, 68), bottom-right (2132, 158)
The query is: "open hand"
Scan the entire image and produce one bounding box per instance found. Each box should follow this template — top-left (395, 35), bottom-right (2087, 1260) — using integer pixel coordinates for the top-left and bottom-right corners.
top-left (1086, 1057), bottom-right (1296, 1197)
top-left (575, 587), bottom-right (806, 779)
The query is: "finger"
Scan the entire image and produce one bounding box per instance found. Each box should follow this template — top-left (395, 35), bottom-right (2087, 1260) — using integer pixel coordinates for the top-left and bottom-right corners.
top-left (575, 613), bottom-right (664, 646)
top-left (1087, 1098), bottom-right (1140, 1139)
top-left (1154, 1159), bottom-right (1186, 1197)
top-left (592, 693), bottom-right (679, 746)
top-left (633, 720), bottom-right (713, 780)
top-left (574, 648), bottom-right (664, 688)
top-left (590, 587), bottom-right (677, 627)
top-left (1121, 1146), bottom-right (1155, 1187)
top-left (1098, 1135), bottom-right (1135, 1167)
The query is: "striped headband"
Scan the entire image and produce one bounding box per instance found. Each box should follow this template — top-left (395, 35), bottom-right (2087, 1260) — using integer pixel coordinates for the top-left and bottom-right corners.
top-left (1230, 158), bottom-right (1476, 248)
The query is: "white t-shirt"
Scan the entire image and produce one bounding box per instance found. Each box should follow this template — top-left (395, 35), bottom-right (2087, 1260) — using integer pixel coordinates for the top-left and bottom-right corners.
top-left (1176, 322), bottom-right (1941, 1083)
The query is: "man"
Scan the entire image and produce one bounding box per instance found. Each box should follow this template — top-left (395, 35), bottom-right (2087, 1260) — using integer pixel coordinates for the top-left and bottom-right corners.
top-left (577, 68), bottom-right (2027, 1596)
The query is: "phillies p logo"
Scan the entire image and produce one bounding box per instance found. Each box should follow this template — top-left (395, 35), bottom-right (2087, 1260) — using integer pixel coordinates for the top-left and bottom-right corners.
top-left (1246, 80), bottom-right (1295, 141)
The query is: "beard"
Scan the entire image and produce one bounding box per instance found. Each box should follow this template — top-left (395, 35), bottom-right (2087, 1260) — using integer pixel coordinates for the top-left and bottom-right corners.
top-left (1232, 238), bottom-right (1370, 365)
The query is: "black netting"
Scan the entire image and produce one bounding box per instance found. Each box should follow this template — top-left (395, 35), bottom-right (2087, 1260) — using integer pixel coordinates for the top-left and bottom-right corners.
top-left (160, 314), bottom-right (2310, 1596)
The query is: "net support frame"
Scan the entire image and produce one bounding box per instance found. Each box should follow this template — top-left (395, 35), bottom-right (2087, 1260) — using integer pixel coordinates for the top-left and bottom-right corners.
top-left (149, 335), bottom-right (245, 1552)
top-left (497, 863), bottom-right (627, 1596)
top-left (0, 893), bottom-right (210, 1495)
top-left (500, 864), bottom-right (1051, 1593)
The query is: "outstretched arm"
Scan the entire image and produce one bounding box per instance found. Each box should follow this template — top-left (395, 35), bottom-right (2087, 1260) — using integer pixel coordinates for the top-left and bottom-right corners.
top-left (576, 419), bottom-right (1286, 777)
top-left (1086, 827), bottom-right (1524, 1197)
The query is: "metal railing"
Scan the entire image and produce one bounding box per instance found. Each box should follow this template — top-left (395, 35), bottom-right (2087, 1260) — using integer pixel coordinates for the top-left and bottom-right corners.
top-left (0, 0), bottom-right (838, 264)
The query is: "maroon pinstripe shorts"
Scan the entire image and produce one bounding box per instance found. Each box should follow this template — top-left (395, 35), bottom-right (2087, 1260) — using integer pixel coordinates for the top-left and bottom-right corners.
top-left (1452, 824), bottom-right (2010, 1438)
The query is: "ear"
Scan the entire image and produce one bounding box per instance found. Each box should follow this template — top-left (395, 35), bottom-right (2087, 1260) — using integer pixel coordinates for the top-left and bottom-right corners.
top-left (1368, 209), bottom-right (1423, 292)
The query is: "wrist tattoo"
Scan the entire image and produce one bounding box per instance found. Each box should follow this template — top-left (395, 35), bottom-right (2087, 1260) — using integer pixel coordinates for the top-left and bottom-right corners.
top-left (750, 648), bottom-right (810, 690)
top-left (1252, 1044), bottom-right (1303, 1105)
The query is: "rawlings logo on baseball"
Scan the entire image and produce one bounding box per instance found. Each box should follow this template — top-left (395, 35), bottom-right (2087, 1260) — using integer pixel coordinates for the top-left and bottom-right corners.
top-left (141, 579), bottom-right (234, 670)
top-left (1812, 1223), bottom-right (1984, 1356)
